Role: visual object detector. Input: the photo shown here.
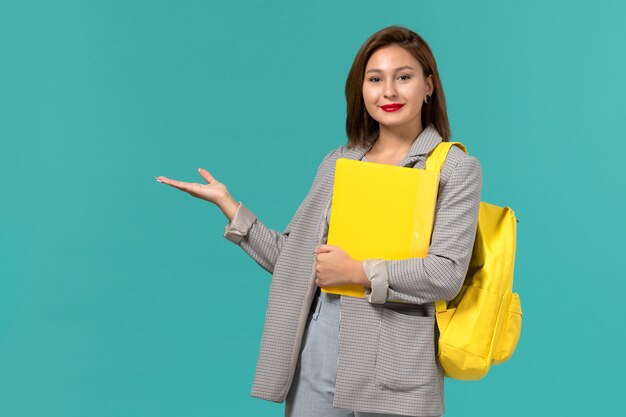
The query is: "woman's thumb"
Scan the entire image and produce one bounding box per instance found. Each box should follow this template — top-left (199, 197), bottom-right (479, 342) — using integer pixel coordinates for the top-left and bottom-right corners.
top-left (198, 168), bottom-right (215, 184)
top-left (314, 244), bottom-right (332, 254)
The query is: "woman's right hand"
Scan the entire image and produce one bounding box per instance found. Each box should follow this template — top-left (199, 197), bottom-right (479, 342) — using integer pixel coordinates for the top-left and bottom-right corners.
top-left (156, 168), bottom-right (230, 206)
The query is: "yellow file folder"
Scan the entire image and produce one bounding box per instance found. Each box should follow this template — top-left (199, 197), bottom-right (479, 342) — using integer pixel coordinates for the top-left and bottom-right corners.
top-left (321, 158), bottom-right (440, 298)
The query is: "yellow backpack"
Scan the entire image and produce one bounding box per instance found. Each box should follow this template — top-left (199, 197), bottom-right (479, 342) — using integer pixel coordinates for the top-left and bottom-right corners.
top-left (425, 142), bottom-right (523, 380)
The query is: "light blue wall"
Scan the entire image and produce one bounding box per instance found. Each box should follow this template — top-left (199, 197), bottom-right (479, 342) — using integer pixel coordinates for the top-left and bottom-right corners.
top-left (1, 1), bottom-right (624, 416)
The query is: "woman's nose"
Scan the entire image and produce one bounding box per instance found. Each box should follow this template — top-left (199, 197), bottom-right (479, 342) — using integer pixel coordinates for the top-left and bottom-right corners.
top-left (383, 82), bottom-right (397, 99)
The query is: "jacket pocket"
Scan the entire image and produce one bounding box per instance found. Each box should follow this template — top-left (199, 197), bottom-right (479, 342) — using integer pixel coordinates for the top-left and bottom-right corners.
top-left (374, 307), bottom-right (439, 393)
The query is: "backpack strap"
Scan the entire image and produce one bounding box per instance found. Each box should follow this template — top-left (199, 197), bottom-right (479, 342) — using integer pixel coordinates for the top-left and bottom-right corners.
top-left (425, 141), bottom-right (467, 172)
top-left (425, 141), bottom-right (468, 333)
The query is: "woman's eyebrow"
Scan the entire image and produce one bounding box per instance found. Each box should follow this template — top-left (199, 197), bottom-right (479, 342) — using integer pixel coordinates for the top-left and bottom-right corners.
top-left (365, 66), bottom-right (415, 74)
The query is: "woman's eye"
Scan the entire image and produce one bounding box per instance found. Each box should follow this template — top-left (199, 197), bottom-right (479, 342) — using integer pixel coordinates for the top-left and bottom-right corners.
top-left (369, 75), bottom-right (411, 83)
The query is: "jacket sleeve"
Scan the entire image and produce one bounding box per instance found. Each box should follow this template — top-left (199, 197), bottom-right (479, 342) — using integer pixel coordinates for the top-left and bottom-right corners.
top-left (362, 154), bottom-right (482, 305)
top-left (222, 201), bottom-right (287, 274)
top-left (223, 148), bottom-right (338, 274)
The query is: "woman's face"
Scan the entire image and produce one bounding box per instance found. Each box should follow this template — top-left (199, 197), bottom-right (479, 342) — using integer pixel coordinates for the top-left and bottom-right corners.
top-left (362, 45), bottom-right (433, 131)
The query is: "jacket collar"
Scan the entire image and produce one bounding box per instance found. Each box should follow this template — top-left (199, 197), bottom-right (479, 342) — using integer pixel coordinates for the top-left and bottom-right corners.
top-left (340, 124), bottom-right (443, 165)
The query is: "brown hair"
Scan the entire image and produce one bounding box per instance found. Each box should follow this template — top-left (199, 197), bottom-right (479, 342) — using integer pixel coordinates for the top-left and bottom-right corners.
top-left (345, 25), bottom-right (451, 149)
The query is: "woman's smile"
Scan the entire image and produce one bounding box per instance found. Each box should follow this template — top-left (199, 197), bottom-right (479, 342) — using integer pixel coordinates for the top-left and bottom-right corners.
top-left (380, 103), bottom-right (405, 112)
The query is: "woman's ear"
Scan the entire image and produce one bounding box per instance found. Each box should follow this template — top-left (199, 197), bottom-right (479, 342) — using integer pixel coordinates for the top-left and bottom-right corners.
top-left (426, 74), bottom-right (434, 96)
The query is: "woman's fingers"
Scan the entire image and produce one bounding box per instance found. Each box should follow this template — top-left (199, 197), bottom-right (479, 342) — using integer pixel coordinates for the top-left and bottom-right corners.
top-left (156, 171), bottom-right (229, 205)
top-left (156, 176), bottom-right (193, 192)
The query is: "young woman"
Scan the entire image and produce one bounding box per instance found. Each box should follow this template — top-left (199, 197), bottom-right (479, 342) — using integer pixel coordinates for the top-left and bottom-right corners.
top-left (157, 25), bottom-right (482, 417)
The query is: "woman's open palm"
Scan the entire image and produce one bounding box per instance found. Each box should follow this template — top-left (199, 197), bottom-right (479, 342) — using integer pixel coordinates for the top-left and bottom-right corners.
top-left (156, 168), bottom-right (229, 205)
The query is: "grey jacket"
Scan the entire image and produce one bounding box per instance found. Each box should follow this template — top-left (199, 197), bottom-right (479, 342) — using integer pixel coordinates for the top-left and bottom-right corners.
top-left (223, 124), bottom-right (482, 416)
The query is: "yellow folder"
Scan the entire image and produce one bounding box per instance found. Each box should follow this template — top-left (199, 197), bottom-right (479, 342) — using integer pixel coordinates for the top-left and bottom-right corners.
top-left (321, 158), bottom-right (440, 298)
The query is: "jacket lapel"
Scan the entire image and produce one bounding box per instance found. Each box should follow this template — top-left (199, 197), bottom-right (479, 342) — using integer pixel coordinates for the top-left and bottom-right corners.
top-left (340, 123), bottom-right (444, 167)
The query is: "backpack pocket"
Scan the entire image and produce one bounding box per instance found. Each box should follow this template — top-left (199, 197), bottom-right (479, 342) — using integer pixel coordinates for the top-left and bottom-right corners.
top-left (492, 292), bottom-right (522, 364)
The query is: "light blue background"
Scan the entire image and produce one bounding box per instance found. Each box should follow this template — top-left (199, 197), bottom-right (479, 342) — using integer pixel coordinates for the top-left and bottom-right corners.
top-left (1, 1), bottom-right (624, 416)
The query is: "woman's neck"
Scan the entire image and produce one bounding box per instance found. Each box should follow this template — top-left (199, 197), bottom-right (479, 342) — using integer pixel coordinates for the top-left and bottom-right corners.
top-left (371, 121), bottom-right (424, 157)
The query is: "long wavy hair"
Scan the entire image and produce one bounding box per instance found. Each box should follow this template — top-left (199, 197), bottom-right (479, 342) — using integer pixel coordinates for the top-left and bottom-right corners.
top-left (345, 25), bottom-right (451, 149)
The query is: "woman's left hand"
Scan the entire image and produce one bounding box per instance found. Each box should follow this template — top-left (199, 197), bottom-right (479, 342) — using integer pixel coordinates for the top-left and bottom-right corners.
top-left (314, 245), bottom-right (367, 287)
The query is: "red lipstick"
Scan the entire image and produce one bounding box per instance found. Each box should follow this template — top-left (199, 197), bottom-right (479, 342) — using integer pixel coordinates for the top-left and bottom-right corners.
top-left (380, 103), bottom-right (404, 112)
